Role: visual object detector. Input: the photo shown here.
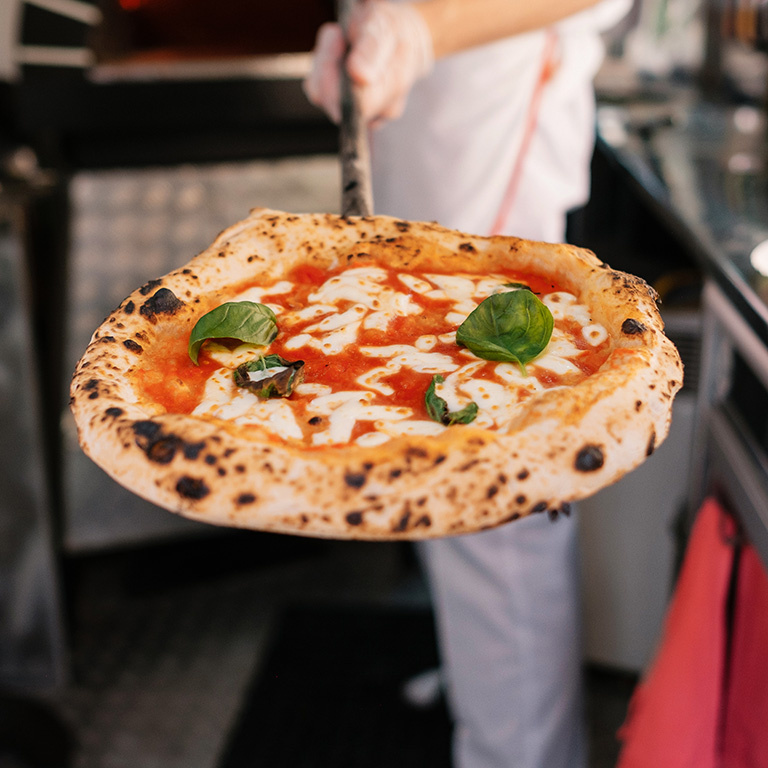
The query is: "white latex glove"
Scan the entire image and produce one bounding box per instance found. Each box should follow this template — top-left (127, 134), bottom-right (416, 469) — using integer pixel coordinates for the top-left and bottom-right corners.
top-left (303, 0), bottom-right (434, 125)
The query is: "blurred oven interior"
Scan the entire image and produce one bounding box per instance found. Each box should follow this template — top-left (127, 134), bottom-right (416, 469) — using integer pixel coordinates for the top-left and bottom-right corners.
top-left (2, 0), bottom-right (768, 766)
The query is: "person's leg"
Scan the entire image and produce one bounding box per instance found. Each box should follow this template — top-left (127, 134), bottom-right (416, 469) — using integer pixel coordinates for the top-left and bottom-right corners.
top-left (418, 513), bottom-right (585, 768)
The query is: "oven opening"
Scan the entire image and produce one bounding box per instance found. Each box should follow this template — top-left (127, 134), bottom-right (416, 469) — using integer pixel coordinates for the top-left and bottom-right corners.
top-left (90, 0), bottom-right (336, 68)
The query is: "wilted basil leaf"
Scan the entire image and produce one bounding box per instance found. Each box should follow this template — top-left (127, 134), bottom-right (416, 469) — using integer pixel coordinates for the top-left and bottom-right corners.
top-left (425, 375), bottom-right (479, 425)
top-left (188, 302), bottom-right (278, 364)
top-left (234, 354), bottom-right (304, 399)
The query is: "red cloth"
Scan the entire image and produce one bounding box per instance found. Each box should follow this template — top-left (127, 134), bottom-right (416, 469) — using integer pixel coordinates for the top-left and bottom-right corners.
top-left (616, 497), bottom-right (736, 768)
top-left (722, 541), bottom-right (768, 768)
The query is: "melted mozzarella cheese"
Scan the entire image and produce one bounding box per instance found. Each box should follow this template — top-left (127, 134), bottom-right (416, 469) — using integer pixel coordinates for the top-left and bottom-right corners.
top-left (583, 324), bottom-right (608, 346)
top-left (204, 342), bottom-right (268, 367)
top-left (543, 292), bottom-right (593, 326)
top-left (375, 419), bottom-right (446, 438)
top-left (281, 303), bottom-right (337, 326)
top-left (356, 366), bottom-right (396, 396)
top-left (359, 345), bottom-right (459, 374)
top-left (284, 320), bottom-right (362, 355)
top-left (397, 273), bottom-right (433, 294)
top-left (424, 274), bottom-right (476, 300)
top-left (193, 369), bottom-right (303, 439)
top-left (234, 281), bottom-right (294, 304)
top-left (192, 267), bottom-right (608, 447)
top-left (307, 390), bottom-right (413, 446)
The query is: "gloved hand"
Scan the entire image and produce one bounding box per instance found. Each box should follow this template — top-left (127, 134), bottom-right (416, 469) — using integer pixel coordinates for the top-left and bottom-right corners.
top-left (303, 0), bottom-right (434, 125)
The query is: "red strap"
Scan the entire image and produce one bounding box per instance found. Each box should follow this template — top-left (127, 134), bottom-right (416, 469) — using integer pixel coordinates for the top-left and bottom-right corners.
top-left (490, 29), bottom-right (559, 236)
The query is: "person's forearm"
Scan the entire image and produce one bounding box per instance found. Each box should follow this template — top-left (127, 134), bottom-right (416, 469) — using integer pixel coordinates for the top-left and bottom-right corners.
top-left (414, 0), bottom-right (602, 58)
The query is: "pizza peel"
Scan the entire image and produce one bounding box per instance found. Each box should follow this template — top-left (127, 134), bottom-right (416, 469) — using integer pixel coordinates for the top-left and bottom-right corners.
top-left (338, 0), bottom-right (374, 218)
top-left (67, 4), bottom-right (683, 540)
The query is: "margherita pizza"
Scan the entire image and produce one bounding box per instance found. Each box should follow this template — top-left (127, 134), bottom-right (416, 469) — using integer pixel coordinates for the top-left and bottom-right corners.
top-left (70, 208), bottom-right (682, 539)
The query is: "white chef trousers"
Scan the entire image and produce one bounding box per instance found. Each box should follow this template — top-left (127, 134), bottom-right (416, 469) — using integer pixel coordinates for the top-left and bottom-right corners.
top-left (370, 4), bottom-right (629, 767)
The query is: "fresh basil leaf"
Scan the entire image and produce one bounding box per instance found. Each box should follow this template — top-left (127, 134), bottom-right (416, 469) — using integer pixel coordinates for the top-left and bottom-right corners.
top-left (425, 375), bottom-right (479, 426)
top-left (455, 290), bottom-right (553, 375)
top-left (188, 301), bottom-right (278, 364)
top-left (233, 354), bottom-right (304, 399)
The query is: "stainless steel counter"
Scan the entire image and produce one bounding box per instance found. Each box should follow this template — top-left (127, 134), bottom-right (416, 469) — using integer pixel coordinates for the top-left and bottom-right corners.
top-left (597, 90), bottom-right (768, 338)
top-left (596, 87), bottom-right (768, 566)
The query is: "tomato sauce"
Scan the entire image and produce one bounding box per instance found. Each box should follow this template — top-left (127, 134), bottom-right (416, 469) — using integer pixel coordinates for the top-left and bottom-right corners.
top-left (136, 262), bottom-right (611, 424)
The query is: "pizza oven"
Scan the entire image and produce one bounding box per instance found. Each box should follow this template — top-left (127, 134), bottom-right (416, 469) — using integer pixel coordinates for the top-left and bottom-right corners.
top-left (2, 0), bottom-right (340, 169)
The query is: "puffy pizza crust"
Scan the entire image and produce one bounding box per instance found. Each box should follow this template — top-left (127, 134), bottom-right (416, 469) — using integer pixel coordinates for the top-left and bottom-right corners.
top-left (70, 208), bottom-right (683, 540)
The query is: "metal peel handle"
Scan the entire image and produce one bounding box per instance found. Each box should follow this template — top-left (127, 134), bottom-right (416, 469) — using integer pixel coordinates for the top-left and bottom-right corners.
top-left (338, 0), bottom-right (374, 217)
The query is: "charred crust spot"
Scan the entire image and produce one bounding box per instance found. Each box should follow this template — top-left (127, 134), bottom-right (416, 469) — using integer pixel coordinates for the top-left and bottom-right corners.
top-left (548, 503), bottom-right (573, 521)
top-left (394, 511), bottom-right (411, 532)
top-left (123, 339), bottom-right (143, 354)
top-left (502, 512), bottom-right (521, 524)
top-left (414, 515), bottom-right (431, 528)
top-left (363, 462), bottom-right (374, 472)
top-left (204, 454), bottom-right (217, 465)
top-left (516, 495), bottom-right (527, 505)
top-left (139, 279), bottom-right (163, 296)
top-left (394, 220), bottom-right (411, 232)
top-left (235, 464), bottom-right (246, 474)
top-left (176, 476), bottom-right (209, 500)
top-left (459, 242), bottom-right (477, 253)
top-left (434, 454), bottom-right (447, 465)
top-left (621, 318), bottom-right (647, 335)
top-left (459, 459), bottom-right (481, 472)
top-left (486, 485), bottom-right (499, 499)
top-left (389, 468), bottom-right (403, 480)
top-left (344, 472), bottom-right (367, 489)
top-left (308, 416), bottom-right (323, 426)
top-left (140, 288), bottom-right (185, 322)
top-left (133, 419), bottom-right (160, 438)
top-left (83, 378), bottom-right (99, 390)
top-left (88, 391), bottom-right (99, 399)
top-left (531, 501), bottom-right (549, 514)
top-left (646, 431), bottom-right (656, 457)
top-left (575, 445), bottom-right (605, 472)
top-left (145, 437), bottom-right (179, 463)
top-left (406, 447), bottom-right (428, 459)
top-left (237, 493), bottom-right (256, 505)
top-left (98, 336), bottom-right (116, 344)
top-left (133, 421), bottom-right (204, 465)
top-left (346, 511), bottom-right (364, 526)
top-left (104, 407), bottom-right (123, 418)
top-left (516, 469), bottom-right (530, 481)
top-left (183, 442), bottom-right (205, 460)
top-left (124, 301), bottom-right (135, 314)
top-left (635, 400), bottom-right (643, 412)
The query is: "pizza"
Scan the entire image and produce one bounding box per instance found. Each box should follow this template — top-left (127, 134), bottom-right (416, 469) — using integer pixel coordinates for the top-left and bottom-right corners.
top-left (70, 208), bottom-right (682, 540)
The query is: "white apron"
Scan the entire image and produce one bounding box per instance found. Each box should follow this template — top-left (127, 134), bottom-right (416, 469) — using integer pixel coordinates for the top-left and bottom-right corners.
top-left (369, 3), bottom-right (630, 767)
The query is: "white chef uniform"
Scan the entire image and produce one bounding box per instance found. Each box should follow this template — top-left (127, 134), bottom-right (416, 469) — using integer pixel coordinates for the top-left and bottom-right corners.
top-left (370, 3), bottom-right (631, 767)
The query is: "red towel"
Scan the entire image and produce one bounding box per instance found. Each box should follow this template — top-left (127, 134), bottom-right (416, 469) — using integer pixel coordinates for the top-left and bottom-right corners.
top-left (616, 497), bottom-right (736, 768)
top-left (722, 540), bottom-right (768, 768)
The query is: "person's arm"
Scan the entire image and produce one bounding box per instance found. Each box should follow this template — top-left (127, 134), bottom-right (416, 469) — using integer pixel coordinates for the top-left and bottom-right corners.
top-left (304, 0), bottom-right (604, 124)
top-left (416, 0), bottom-right (603, 58)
